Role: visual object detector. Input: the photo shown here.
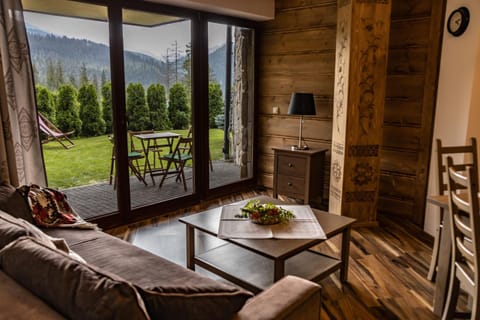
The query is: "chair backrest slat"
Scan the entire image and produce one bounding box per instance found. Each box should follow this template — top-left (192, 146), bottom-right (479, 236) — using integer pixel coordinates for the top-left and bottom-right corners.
top-left (446, 156), bottom-right (480, 287)
top-left (437, 138), bottom-right (478, 195)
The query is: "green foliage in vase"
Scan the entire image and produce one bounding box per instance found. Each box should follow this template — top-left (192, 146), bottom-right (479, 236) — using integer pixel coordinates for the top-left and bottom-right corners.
top-left (238, 200), bottom-right (295, 225)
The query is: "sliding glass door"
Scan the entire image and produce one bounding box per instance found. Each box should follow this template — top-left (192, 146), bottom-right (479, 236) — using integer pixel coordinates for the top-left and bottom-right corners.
top-left (121, 9), bottom-right (194, 210)
top-left (23, 0), bottom-right (118, 220)
top-left (208, 22), bottom-right (254, 190)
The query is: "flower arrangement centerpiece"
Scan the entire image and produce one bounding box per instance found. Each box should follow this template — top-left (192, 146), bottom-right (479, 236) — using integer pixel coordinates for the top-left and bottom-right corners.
top-left (236, 200), bottom-right (295, 225)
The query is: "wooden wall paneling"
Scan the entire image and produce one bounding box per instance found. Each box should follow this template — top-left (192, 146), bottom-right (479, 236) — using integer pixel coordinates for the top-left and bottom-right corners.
top-left (410, 0), bottom-right (446, 226)
top-left (386, 47), bottom-right (427, 74)
top-left (380, 149), bottom-right (418, 175)
top-left (264, 5), bottom-right (337, 31)
top-left (260, 29), bottom-right (336, 54)
top-left (383, 100), bottom-right (423, 126)
top-left (258, 96), bottom-right (333, 119)
top-left (380, 0), bottom-right (445, 227)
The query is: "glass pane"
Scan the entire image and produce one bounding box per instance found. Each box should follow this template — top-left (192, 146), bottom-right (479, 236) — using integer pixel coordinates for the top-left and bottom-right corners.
top-left (24, 1), bottom-right (117, 220)
top-left (122, 9), bottom-right (193, 209)
top-left (208, 22), bottom-right (254, 188)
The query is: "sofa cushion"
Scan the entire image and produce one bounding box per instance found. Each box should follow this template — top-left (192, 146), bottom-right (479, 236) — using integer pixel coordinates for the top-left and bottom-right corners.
top-left (0, 210), bottom-right (28, 249)
top-left (0, 210), bottom-right (83, 262)
top-left (65, 231), bottom-right (253, 320)
top-left (0, 271), bottom-right (65, 320)
top-left (0, 237), bottom-right (150, 320)
top-left (0, 182), bottom-right (33, 223)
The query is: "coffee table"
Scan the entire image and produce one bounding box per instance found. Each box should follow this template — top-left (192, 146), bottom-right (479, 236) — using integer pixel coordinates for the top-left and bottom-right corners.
top-left (179, 199), bottom-right (355, 293)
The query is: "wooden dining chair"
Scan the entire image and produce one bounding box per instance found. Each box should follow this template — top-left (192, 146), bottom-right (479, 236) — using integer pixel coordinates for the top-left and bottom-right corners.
top-left (442, 156), bottom-right (480, 319)
top-left (428, 138), bottom-right (478, 281)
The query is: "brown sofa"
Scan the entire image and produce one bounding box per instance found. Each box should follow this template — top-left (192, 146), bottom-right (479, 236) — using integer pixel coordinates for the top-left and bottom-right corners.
top-left (0, 184), bottom-right (322, 319)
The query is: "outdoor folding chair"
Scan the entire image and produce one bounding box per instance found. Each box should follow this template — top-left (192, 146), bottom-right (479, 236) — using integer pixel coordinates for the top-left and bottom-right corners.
top-left (108, 136), bottom-right (147, 189)
top-left (158, 137), bottom-right (193, 191)
top-left (38, 112), bottom-right (75, 149)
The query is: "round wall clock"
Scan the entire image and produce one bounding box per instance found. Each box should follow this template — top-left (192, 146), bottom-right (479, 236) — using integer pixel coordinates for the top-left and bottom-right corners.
top-left (447, 6), bottom-right (470, 37)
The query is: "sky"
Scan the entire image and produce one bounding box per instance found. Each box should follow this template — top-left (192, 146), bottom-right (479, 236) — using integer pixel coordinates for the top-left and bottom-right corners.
top-left (23, 11), bottom-right (227, 61)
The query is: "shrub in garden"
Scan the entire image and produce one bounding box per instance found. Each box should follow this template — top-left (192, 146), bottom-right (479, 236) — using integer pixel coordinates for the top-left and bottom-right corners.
top-left (56, 84), bottom-right (81, 135)
top-left (102, 82), bottom-right (113, 134)
top-left (35, 85), bottom-right (55, 122)
top-left (168, 83), bottom-right (190, 130)
top-left (208, 81), bottom-right (224, 128)
top-left (126, 82), bottom-right (151, 131)
top-left (147, 83), bottom-right (170, 130)
top-left (78, 83), bottom-right (105, 136)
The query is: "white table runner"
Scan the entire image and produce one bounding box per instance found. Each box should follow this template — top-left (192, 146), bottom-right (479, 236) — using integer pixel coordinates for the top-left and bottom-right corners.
top-left (218, 204), bottom-right (326, 239)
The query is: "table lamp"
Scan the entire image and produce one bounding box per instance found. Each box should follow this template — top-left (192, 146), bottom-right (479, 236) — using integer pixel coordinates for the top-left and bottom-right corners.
top-left (288, 92), bottom-right (316, 150)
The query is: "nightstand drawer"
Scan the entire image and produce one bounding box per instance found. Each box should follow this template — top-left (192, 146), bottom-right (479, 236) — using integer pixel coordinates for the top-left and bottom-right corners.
top-left (277, 156), bottom-right (306, 176)
top-left (277, 174), bottom-right (305, 195)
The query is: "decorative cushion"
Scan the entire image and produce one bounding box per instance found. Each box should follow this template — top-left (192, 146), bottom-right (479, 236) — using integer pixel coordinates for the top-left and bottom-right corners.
top-left (0, 210), bottom-right (28, 249)
top-left (0, 237), bottom-right (150, 320)
top-left (0, 210), bottom-right (85, 262)
top-left (0, 182), bottom-right (33, 223)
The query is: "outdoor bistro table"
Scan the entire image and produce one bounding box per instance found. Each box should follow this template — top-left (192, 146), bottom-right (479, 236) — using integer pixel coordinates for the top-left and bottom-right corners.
top-left (134, 132), bottom-right (180, 185)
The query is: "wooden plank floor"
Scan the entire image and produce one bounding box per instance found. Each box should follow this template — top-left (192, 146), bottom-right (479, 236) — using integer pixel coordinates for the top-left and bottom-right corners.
top-left (107, 189), bottom-right (441, 319)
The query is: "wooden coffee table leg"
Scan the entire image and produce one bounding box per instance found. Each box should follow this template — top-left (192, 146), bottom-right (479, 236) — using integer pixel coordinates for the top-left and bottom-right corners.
top-left (340, 226), bottom-right (351, 283)
top-left (186, 224), bottom-right (195, 270)
top-left (274, 259), bottom-right (285, 282)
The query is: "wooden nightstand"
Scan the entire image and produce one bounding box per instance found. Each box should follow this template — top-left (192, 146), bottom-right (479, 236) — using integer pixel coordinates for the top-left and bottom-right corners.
top-left (272, 147), bottom-right (327, 208)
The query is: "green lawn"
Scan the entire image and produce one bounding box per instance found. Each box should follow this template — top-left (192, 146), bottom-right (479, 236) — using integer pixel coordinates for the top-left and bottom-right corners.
top-left (43, 129), bottom-right (225, 189)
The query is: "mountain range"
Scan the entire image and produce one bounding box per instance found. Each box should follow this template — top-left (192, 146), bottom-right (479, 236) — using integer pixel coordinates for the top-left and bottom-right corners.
top-left (26, 24), bottom-right (228, 92)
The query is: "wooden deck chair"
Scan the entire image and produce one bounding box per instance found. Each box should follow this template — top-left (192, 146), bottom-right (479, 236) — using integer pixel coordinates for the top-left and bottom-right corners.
top-left (38, 113), bottom-right (75, 149)
top-left (159, 137), bottom-right (193, 191)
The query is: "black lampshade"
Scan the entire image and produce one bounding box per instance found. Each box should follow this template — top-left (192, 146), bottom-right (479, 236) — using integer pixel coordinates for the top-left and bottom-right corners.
top-left (288, 93), bottom-right (316, 116)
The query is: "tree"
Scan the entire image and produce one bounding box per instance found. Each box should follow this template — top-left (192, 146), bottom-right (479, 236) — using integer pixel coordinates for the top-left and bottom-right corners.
top-left (182, 43), bottom-right (192, 104)
top-left (100, 69), bottom-right (108, 89)
top-left (68, 73), bottom-right (77, 88)
top-left (56, 84), bottom-right (81, 135)
top-left (102, 82), bottom-right (113, 134)
top-left (35, 85), bottom-right (55, 121)
top-left (78, 83), bottom-right (105, 136)
top-left (147, 83), bottom-right (170, 130)
top-left (56, 61), bottom-right (65, 86)
top-left (46, 60), bottom-right (56, 90)
top-left (208, 81), bottom-right (224, 128)
top-left (126, 83), bottom-right (150, 131)
top-left (79, 63), bottom-right (89, 86)
top-left (168, 83), bottom-right (190, 130)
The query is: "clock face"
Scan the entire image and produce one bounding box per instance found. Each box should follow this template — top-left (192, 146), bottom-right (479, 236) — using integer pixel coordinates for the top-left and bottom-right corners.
top-left (447, 7), bottom-right (470, 37)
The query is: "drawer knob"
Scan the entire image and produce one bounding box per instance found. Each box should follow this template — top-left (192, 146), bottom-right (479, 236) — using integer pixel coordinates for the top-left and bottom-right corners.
top-left (288, 163), bottom-right (293, 168)
top-left (288, 182), bottom-right (292, 187)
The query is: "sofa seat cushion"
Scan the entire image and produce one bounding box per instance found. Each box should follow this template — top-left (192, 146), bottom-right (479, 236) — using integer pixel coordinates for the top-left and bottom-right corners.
top-left (0, 237), bottom-right (150, 320)
top-left (66, 231), bottom-right (253, 320)
top-left (43, 227), bottom-right (101, 246)
top-left (0, 271), bottom-right (65, 320)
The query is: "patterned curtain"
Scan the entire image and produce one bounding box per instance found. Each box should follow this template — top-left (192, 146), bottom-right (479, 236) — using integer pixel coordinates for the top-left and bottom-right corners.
top-left (0, 0), bottom-right (46, 186)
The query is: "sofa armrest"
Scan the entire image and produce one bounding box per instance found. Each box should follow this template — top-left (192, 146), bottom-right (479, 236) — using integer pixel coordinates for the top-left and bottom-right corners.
top-left (235, 275), bottom-right (321, 320)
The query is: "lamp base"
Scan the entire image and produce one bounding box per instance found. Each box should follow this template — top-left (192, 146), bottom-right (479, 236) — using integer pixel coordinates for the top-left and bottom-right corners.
top-left (290, 145), bottom-right (310, 151)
